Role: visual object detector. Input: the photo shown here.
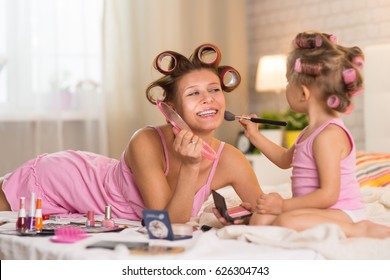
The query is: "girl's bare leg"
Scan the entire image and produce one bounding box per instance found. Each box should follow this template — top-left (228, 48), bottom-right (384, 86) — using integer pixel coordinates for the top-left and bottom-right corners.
top-left (249, 213), bottom-right (278, 225)
top-left (0, 178), bottom-right (11, 211)
top-left (273, 208), bottom-right (390, 239)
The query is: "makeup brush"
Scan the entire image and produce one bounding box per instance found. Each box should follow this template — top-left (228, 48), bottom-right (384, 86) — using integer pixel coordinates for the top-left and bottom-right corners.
top-left (224, 111), bottom-right (287, 127)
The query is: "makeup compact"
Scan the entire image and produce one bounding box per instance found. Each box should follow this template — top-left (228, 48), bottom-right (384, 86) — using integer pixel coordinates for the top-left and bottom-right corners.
top-left (142, 209), bottom-right (193, 241)
top-left (212, 190), bottom-right (252, 222)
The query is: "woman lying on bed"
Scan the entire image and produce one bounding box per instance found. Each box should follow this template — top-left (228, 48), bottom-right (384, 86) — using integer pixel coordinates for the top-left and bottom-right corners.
top-left (238, 31), bottom-right (390, 239)
top-left (0, 44), bottom-right (264, 223)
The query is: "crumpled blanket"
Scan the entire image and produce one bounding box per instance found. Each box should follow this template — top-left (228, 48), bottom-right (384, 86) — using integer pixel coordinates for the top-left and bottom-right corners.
top-left (197, 184), bottom-right (390, 259)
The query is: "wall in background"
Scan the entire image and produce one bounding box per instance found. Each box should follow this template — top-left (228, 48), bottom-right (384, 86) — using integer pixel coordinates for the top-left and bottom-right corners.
top-left (246, 0), bottom-right (390, 150)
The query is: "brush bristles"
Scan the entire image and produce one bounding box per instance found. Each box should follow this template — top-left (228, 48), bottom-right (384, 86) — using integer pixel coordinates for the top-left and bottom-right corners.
top-left (224, 111), bottom-right (236, 121)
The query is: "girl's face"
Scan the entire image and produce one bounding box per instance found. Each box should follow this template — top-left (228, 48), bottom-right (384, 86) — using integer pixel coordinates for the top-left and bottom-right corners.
top-left (173, 69), bottom-right (225, 133)
top-left (285, 77), bottom-right (305, 113)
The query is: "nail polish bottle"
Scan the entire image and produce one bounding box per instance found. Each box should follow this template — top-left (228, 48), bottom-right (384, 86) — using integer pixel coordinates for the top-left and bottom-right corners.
top-left (26, 192), bottom-right (36, 232)
top-left (35, 198), bottom-right (43, 232)
top-left (86, 210), bottom-right (95, 227)
top-left (16, 197), bottom-right (27, 232)
top-left (101, 206), bottom-right (115, 227)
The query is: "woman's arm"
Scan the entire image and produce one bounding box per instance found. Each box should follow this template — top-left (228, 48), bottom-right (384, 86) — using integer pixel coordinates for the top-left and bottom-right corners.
top-left (216, 144), bottom-right (263, 209)
top-left (125, 126), bottom-right (202, 223)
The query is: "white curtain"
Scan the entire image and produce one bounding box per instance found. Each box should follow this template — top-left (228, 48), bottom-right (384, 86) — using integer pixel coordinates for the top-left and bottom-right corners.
top-left (0, 0), bottom-right (107, 175)
top-left (103, 0), bottom-right (249, 158)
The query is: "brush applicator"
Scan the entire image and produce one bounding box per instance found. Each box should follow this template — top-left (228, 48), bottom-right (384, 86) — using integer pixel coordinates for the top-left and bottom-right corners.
top-left (224, 111), bottom-right (287, 127)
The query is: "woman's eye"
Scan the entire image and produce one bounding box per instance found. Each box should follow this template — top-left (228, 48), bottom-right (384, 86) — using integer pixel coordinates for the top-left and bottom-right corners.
top-left (210, 88), bottom-right (221, 92)
top-left (188, 91), bottom-right (199, 96)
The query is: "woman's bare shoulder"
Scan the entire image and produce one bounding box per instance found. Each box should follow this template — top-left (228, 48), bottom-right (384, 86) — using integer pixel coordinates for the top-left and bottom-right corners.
top-left (219, 143), bottom-right (253, 170)
top-left (125, 126), bottom-right (166, 159)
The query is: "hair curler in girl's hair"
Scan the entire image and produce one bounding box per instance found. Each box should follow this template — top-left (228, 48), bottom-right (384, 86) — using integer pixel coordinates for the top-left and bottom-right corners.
top-left (343, 103), bottom-right (354, 115)
top-left (352, 56), bottom-right (365, 70)
top-left (294, 58), bottom-right (302, 73)
top-left (342, 68), bottom-right (357, 84)
top-left (327, 95), bottom-right (340, 109)
top-left (328, 34), bottom-right (338, 43)
top-left (294, 33), bottom-right (323, 49)
top-left (350, 88), bottom-right (364, 97)
top-left (218, 66), bottom-right (241, 92)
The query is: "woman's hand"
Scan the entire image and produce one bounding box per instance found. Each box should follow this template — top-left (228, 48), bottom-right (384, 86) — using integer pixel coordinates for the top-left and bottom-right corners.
top-left (256, 192), bottom-right (284, 215)
top-left (212, 202), bottom-right (253, 225)
top-left (172, 127), bottom-right (203, 164)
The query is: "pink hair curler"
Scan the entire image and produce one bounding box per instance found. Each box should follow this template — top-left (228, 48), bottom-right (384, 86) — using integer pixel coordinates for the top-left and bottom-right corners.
top-left (350, 88), bottom-right (364, 97)
top-left (353, 56), bottom-right (365, 70)
top-left (156, 100), bottom-right (217, 161)
top-left (294, 58), bottom-right (302, 73)
top-left (327, 95), bottom-right (340, 109)
top-left (343, 103), bottom-right (354, 115)
top-left (315, 35), bottom-right (323, 47)
top-left (342, 68), bottom-right (357, 84)
top-left (329, 34), bottom-right (338, 43)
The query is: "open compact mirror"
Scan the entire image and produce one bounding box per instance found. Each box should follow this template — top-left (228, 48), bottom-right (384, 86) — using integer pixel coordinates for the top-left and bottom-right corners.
top-left (156, 100), bottom-right (217, 161)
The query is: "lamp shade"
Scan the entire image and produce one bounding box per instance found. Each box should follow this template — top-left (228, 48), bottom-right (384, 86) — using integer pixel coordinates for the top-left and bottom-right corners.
top-left (255, 54), bottom-right (287, 92)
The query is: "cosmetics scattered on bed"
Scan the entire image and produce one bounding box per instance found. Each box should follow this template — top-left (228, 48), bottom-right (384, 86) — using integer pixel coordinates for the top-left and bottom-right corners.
top-left (35, 198), bottom-right (43, 232)
top-left (142, 209), bottom-right (193, 241)
top-left (101, 205), bottom-right (115, 227)
top-left (86, 210), bottom-right (95, 227)
top-left (50, 225), bottom-right (90, 243)
top-left (26, 192), bottom-right (37, 232)
top-left (16, 197), bottom-right (27, 231)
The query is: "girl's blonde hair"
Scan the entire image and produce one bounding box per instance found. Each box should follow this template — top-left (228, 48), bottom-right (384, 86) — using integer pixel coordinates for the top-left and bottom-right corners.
top-left (287, 32), bottom-right (364, 114)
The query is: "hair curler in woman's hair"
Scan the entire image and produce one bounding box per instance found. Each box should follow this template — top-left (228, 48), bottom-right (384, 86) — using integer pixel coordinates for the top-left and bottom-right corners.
top-left (194, 43), bottom-right (222, 67)
top-left (218, 66), bottom-right (241, 92)
top-left (155, 51), bottom-right (178, 74)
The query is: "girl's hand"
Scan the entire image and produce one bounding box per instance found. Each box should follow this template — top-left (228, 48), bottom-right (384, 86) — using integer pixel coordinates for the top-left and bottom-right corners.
top-left (256, 192), bottom-right (284, 215)
top-left (172, 127), bottom-right (202, 164)
top-left (238, 114), bottom-right (260, 139)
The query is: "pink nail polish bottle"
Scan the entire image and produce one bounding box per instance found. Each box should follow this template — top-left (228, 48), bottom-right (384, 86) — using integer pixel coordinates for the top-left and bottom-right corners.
top-left (101, 206), bottom-right (115, 228)
top-left (86, 210), bottom-right (95, 227)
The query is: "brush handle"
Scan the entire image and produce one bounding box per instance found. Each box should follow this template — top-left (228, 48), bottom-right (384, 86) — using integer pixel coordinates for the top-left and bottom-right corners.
top-left (250, 117), bottom-right (287, 126)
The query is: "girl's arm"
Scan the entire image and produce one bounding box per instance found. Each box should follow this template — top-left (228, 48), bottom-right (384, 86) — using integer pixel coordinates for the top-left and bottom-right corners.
top-left (239, 117), bottom-right (294, 169)
top-left (125, 126), bottom-right (202, 223)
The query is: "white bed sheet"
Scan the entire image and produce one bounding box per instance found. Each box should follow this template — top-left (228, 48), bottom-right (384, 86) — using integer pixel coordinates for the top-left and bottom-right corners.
top-left (1, 183), bottom-right (390, 260)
